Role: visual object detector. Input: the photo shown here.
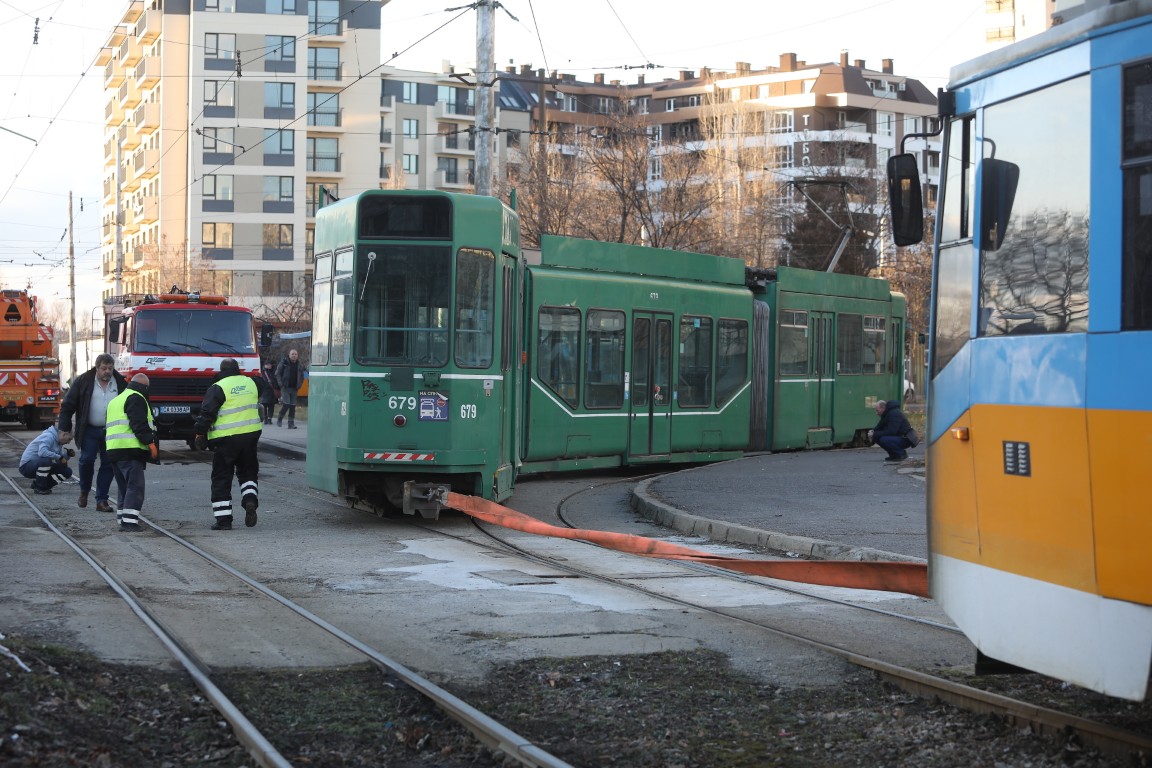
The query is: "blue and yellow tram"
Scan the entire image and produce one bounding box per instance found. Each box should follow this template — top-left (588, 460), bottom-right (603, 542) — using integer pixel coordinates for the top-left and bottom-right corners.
top-left (307, 189), bottom-right (906, 518)
top-left (887, 1), bottom-right (1152, 700)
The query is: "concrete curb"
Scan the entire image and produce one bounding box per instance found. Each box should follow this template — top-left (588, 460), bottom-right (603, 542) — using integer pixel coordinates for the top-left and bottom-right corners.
top-left (630, 476), bottom-right (926, 565)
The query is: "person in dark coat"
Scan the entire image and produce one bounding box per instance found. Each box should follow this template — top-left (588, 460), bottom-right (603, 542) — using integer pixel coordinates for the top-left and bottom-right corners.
top-left (105, 374), bottom-right (159, 532)
top-left (258, 359), bottom-right (279, 425)
top-left (57, 353), bottom-right (128, 512)
top-left (194, 359), bottom-right (266, 530)
top-left (868, 399), bottom-right (913, 462)
top-left (274, 348), bottom-right (306, 429)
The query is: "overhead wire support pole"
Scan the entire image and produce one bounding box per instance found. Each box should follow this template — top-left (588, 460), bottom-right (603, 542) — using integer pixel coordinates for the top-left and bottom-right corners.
top-left (474, 0), bottom-right (496, 196)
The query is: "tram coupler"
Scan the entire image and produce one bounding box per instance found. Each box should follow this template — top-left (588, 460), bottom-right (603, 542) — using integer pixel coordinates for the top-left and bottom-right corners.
top-left (402, 481), bottom-right (450, 519)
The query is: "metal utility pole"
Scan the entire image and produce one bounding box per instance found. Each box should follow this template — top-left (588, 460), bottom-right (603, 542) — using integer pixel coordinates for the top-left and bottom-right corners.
top-left (474, 0), bottom-right (496, 196)
top-left (115, 142), bottom-right (124, 295)
top-left (68, 192), bottom-right (77, 382)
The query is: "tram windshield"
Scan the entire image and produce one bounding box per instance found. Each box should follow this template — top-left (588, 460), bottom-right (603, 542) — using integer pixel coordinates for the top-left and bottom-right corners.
top-left (354, 244), bottom-right (452, 365)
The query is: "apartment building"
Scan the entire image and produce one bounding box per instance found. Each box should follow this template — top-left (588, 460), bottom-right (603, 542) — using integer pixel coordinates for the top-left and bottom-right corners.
top-left (98, 0), bottom-right (385, 311)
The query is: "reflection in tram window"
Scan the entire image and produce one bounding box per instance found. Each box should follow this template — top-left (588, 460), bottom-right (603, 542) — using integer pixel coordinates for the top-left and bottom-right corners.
top-left (585, 309), bottom-right (625, 408)
top-left (538, 307), bottom-right (580, 407)
top-left (454, 247), bottom-right (494, 368)
top-left (837, 314), bottom-right (863, 374)
top-left (716, 319), bottom-right (748, 405)
top-left (778, 310), bottom-right (808, 375)
top-left (678, 315), bottom-right (713, 407)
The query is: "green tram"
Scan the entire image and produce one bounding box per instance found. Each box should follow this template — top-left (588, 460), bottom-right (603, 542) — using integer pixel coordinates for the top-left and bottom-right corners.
top-left (307, 190), bottom-right (906, 518)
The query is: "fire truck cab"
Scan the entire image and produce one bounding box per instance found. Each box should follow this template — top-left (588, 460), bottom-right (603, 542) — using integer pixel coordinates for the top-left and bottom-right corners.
top-left (104, 291), bottom-right (258, 446)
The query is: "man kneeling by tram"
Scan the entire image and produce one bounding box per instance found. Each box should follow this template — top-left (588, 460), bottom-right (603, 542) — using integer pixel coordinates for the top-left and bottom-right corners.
top-left (868, 399), bottom-right (913, 462)
top-left (194, 359), bottom-right (266, 530)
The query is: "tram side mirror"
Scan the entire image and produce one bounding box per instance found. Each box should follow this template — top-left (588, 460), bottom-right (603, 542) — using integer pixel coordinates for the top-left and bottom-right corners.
top-left (107, 316), bottom-right (127, 346)
top-left (886, 153), bottom-right (924, 246)
top-left (980, 158), bottom-right (1020, 252)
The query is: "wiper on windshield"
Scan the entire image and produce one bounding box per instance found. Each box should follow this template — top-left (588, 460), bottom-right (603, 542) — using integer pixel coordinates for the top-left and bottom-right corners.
top-left (172, 342), bottom-right (208, 353)
top-left (201, 337), bottom-right (241, 354)
top-left (136, 340), bottom-right (179, 353)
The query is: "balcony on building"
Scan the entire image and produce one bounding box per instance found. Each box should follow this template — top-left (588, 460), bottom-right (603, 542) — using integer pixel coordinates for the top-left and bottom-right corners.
top-left (119, 123), bottom-right (140, 151)
top-left (379, 163), bottom-right (392, 181)
top-left (379, 129), bottom-right (393, 146)
top-left (309, 63), bottom-right (342, 82)
top-left (136, 8), bottom-right (160, 43)
top-left (134, 102), bottom-right (160, 135)
top-left (121, 0), bottom-right (143, 23)
top-left (104, 57), bottom-right (125, 89)
top-left (105, 97), bottom-right (124, 125)
top-left (307, 153), bottom-right (341, 173)
top-left (380, 93), bottom-right (394, 111)
top-left (437, 133), bottom-right (476, 154)
top-left (135, 195), bottom-right (159, 224)
top-left (434, 100), bottom-right (475, 120)
top-left (307, 108), bottom-right (343, 129)
top-left (134, 148), bottom-right (160, 178)
top-left (104, 138), bottom-right (117, 168)
top-left (119, 35), bottom-right (142, 68)
top-left (309, 16), bottom-right (344, 37)
top-left (135, 56), bottom-right (160, 89)
top-left (435, 169), bottom-right (471, 189)
top-left (118, 79), bottom-right (141, 109)
top-left (122, 162), bottom-right (140, 192)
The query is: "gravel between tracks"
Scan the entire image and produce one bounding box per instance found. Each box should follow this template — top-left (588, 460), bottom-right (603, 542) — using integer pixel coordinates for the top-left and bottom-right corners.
top-left (2, 632), bottom-right (1144, 767)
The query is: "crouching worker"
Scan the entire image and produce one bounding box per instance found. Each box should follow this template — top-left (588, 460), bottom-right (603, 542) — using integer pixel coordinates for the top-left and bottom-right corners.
top-left (19, 425), bottom-right (75, 494)
top-left (105, 373), bottom-right (159, 532)
top-left (194, 359), bottom-right (265, 530)
top-left (868, 399), bottom-right (912, 462)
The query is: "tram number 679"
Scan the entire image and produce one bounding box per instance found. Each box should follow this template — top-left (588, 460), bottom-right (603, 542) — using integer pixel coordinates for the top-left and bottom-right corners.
top-left (389, 396), bottom-right (417, 410)
top-left (460, 404), bottom-right (477, 419)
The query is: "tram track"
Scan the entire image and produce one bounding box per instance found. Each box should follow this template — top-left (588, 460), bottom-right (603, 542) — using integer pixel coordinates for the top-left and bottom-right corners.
top-left (0, 431), bottom-right (572, 768)
top-left (413, 476), bottom-right (1152, 762)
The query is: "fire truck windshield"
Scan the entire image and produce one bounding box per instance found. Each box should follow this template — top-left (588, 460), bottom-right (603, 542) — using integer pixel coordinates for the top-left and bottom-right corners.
top-left (134, 309), bottom-right (254, 355)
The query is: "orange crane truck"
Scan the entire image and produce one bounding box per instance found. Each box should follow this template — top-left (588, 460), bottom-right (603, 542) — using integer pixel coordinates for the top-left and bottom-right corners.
top-left (0, 289), bottom-right (62, 431)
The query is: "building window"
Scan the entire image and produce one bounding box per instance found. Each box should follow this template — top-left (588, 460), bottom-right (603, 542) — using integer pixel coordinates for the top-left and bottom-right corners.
top-left (265, 0), bottom-right (294, 12)
top-left (207, 0), bottom-right (236, 10)
top-left (205, 33), bottom-right (236, 62)
top-left (202, 127), bottom-right (235, 153)
top-left (597, 97), bottom-right (612, 114)
top-left (264, 82), bottom-right (295, 110)
top-left (264, 223), bottom-right (293, 248)
top-left (636, 96), bottom-right (649, 115)
top-left (307, 182), bottom-right (337, 217)
top-left (307, 92), bottom-right (340, 126)
top-left (876, 111), bottom-right (895, 137)
top-left (264, 176), bottom-right (293, 203)
top-left (402, 153), bottom-right (418, 174)
top-left (403, 118), bottom-right (419, 138)
top-left (263, 271), bottom-right (295, 297)
top-left (203, 222), bottom-right (233, 249)
top-left (264, 128), bottom-right (294, 154)
top-left (309, 0), bottom-right (340, 35)
top-left (204, 80), bottom-right (236, 108)
top-left (437, 156), bottom-right (458, 184)
top-left (307, 136), bottom-right (339, 172)
top-left (666, 98), bottom-right (676, 112)
top-left (560, 95), bottom-right (576, 113)
top-left (265, 36), bottom-right (295, 62)
top-left (203, 175), bottom-right (233, 201)
top-left (402, 82), bottom-right (418, 104)
top-left (309, 47), bottom-right (340, 80)
top-left (686, 95), bottom-right (700, 108)
top-left (649, 157), bottom-right (662, 181)
top-left (769, 110), bottom-right (794, 133)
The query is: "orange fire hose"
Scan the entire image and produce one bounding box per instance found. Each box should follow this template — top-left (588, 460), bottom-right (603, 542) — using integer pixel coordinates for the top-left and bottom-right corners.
top-left (447, 493), bottom-right (929, 598)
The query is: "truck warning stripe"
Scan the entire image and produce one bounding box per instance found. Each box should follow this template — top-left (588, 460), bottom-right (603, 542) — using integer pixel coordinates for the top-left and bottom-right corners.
top-left (0, 373), bottom-right (29, 385)
top-left (364, 452), bottom-right (436, 462)
top-left (448, 492), bottom-right (930, 598)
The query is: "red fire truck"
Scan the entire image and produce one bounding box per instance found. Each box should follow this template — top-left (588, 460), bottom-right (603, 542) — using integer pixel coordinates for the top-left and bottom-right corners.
top-left (104, 290), bottom-right (258, 447)
top-left (0, 289), bottom-right (61, 430)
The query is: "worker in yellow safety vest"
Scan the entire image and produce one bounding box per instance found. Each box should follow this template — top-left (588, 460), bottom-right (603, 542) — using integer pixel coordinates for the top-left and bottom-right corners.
top-left (193, 358), bottom-right (267, 530)
top-left (105, 373), bottom-right (159, 532)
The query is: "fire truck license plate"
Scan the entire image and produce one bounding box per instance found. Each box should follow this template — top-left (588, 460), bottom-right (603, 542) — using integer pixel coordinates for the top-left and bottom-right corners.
top-left (159, 405), bottom-right (191, 414)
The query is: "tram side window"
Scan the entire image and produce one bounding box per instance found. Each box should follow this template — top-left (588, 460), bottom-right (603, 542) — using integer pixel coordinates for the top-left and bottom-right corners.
top-left (311, 253), bottom-right (333, 365)
top-left (678, 315), bottom-right (712, 408)
top-left (585, 309), bottom-right (625, 408)
top-left (1122, 63), bottom-right (1152, 330)
top-left (454, 248), bottom-right (494, 368)
top-left (778, 310), bottom-right (808, 375)
top-left (836, 314), bottom-right (863, 374)
top-left (538, 307), bottom-right (580, 407)
top-left (330, 249), bottom-right (353, 365)
top-left (715, 319), bottom-right (748, 406)
top-left (978, 76), bottom-right (1089, 336)
top-left (862, 316), bottom-right (886, 374)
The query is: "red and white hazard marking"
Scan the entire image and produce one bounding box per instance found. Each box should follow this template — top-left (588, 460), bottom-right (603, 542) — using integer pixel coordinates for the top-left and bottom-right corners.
top-left (363, 452), bottom-right (436, 462)
top-left (0, 372), bottom-right (29, 385)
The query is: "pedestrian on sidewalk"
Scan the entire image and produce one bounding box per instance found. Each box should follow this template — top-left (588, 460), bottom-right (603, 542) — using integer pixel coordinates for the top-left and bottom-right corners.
top-left (258, 358), bottom-right (279, 425)
top-left (57, 353), bottom-right (127, 512)
top-left (868, 399), bottom-right (913, 462)
top-left (274, 348), bottom-right (306, 429)
top-left (105, 373), bottom-right (160, 532)
top-left (19, 425), bottom-right (75, 494)
top-left (194, 358), bottom-right (265, 530)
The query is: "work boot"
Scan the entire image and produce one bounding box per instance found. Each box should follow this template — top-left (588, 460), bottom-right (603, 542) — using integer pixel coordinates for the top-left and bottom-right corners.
top-left (78, 491), bottom-right (88, 508)
top-left (95, 500), bottom-right (114, 513)
top-left (211, 518), bottom-right (233, 530)
top-left (119, 523), bottom-right (142, 532)
top-left (287, 422), bottom-right (297, 429)
top-left (276, 419), bottom-right (282, 427)
top-left (242, 499), bottom-right (258, 528)
top-left (33, 487), bottom-right (52, 495)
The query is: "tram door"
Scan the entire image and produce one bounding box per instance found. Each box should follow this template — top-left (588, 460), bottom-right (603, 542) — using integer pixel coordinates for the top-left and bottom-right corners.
top-left (629, 313), bottom-right (673, 457)
top-left (808, 311), bottom-right (835, 446)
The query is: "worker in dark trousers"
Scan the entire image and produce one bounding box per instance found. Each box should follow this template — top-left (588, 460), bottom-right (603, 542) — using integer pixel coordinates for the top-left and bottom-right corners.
top-left (194, 358), bottom-right (266, 530)
top-left (105, 373), bottom-right (159, 533)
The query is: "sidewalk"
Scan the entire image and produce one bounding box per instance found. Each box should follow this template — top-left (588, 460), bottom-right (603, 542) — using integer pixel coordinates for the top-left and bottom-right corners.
top-left (258, 418), bottom-right (308, 456)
